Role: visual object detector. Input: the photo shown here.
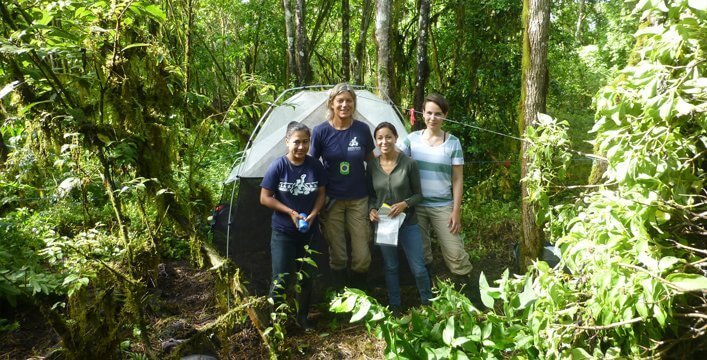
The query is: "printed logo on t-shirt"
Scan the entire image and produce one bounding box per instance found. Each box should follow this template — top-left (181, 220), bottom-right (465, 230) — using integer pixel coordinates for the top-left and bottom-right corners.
top-left (278, 174), bottom-right (318, 195)
top-left (347, 137), bottom-right (361, 151)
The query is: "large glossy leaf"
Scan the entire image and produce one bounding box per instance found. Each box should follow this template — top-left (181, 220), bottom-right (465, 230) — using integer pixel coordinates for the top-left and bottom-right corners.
top-left (0, 81), bottom-right (20, 100)
top-left (666, 273), bottom-right (707, 292)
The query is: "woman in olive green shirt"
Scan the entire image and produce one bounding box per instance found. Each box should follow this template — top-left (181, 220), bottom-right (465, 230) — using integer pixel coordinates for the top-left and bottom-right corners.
top-left (368, 122), bottom-right (432, 312)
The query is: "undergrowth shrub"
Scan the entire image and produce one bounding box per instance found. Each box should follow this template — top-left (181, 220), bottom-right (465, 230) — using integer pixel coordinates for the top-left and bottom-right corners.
top-left (332, 1), bottom-right (706, 358)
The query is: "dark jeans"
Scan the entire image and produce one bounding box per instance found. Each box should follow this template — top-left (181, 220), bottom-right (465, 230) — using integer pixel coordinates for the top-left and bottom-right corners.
top-left (378, 223), bottom-right (433, 306)
top-left (270, 228), bottom-right (317, 305)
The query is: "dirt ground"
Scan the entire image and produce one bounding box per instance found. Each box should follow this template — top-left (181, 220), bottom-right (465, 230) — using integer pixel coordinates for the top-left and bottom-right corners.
top-left (0, 226), bottom-right (516, 359)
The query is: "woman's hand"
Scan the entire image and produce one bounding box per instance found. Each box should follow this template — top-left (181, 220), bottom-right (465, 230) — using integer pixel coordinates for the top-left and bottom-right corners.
top-left (448, 208), bottom-right (461, 234)
top-left (289, 210), bottom-right (304, 227)
top-left (369, 209), bottom-right (379, 222)
top-left (388, 201), bottom-right (408, 218)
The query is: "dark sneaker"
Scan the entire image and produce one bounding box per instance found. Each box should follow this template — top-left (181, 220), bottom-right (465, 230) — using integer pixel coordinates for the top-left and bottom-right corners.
top-left (296, 314), bottom-right (315, 332)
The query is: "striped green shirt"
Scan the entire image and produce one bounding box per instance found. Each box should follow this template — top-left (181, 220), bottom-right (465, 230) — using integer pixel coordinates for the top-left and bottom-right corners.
top-left (400, 130), bottom-right (464, 207)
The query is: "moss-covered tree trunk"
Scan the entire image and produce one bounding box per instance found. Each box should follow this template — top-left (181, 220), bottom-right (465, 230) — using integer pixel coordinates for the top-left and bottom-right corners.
top-left (375, 0), bottom-right (392, 99)
top-left (353, 0), bottom-right (373, 85)
top-left (519, 0), bottom-right (550, 271)
top-left (413, 0), bottom-right (430, 130)
top-left (342, 0), bottom-right (351, 81)
top-left (294, 0), bottom-right (310, 85)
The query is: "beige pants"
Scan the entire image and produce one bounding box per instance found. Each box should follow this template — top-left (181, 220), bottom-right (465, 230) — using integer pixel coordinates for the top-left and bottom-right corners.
top-left (417, 204), bottom-right (473, 276)
top-left (320, 197), bottom-right (371, 273)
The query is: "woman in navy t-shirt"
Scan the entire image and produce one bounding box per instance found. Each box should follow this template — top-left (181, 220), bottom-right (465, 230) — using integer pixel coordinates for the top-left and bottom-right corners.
top-left (260, 121), bottom-right (328, 330)
top-left (310, 83), bottom-right (374, 290)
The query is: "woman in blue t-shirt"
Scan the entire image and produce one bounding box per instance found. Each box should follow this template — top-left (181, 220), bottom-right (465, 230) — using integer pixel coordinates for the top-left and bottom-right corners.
top-left (260, 121), bottom-right (328, 330)
top-left (310, 83), bottom-right (374, 290)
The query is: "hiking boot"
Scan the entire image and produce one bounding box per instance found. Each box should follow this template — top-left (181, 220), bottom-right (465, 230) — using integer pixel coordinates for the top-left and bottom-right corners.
top-left (349, 271), bottom-right (368, 291)
top-left (331, 269), bottom-right (347, 292)
top-left (450, 273), bottom-right (473, 294)
top-left (296, 313), bottom-right (315, 332)
top-left (296, 287), bottom-right (314, 332)
top-left (389, 305), bottom-right (402, 317)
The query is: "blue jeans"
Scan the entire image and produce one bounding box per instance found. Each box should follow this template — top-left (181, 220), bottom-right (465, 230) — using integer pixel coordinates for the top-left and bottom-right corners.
top-left (270, 228), bottom-right (316, 303)
top-left (378, 224), bottom-right (432, 306)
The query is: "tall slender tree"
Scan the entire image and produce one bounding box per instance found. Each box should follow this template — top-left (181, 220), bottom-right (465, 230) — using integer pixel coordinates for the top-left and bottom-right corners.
top-left (375, 0), bottom-right (392, 98)
top-left (0, 131), bottom-right (7, 166)
top-left (342, 0), bottom-right (350, 81)
top-left (283, 0), bottom-right (297, 85)
top-left (413, 0), bottom-right (430, 129)
top-left (184, 0), bottom-right (194, 105)
top-left (294, 0), bottom-right (311, 85)
top-left (519, 0), bottom-right (550, 270)
top-left (353, 0), bottom-right (374, 85)
top-left (575, 0), bottom-right (586, 40)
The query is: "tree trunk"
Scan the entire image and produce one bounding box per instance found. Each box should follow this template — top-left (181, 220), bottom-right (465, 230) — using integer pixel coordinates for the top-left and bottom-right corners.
top-left (519, 0), bottom-right (550, 271)
top-left (283, 0), bottom-right (297, 85)
top-left (183, 0), bottom-right (194, 129)
top-left (354, 0), bottom-right (374, 85)
top-left (0, 131), bottom-right (8, 166)
top-left (184, 0), bottom-right (194, 128)
top-left (342, 0), bottom-right (350, 81)
top-left (575, 0), bottom-right (585, 41)
top-left (294, 0), bottom-right (310, 85)
top-left (375, 0), bottom-right (392, 99)
top-left (307, 0), bottom-right (335, 61)
top-left (413, 0), bottom-right (431, 130)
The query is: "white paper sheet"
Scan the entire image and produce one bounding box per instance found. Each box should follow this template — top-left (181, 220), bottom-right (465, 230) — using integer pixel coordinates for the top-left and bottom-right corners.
top-left (374, 205), bottom-right (406, 246)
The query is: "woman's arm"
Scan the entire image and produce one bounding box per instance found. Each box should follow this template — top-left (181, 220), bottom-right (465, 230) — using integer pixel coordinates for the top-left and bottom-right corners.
top-left (449, 164), bottom-right (463, 234)
top-left (260, 187), bottom-right (301, 226)
top-left (405, 159), bottom-right (423, 207)
top-left (367, 161), bottom-right (380, 222)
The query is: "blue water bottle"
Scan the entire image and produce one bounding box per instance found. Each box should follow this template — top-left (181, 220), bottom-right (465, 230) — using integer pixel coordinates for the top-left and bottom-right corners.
top-left (297, 213), bottom-right (309, 233)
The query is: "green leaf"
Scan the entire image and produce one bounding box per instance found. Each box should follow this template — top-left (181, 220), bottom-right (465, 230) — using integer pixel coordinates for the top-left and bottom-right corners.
top-left (340, 294), bottom-right (357, 312)
top-left (37, 12), bottom-right (54, 26)
top-left (653, 305), bottom-right (667, 327)
top-left (666, 273), bottom-right (707, 291)
top-left (517, 277), bottom-right (537, 310)
top-left (62, 274), bottom-right (78, 286)
top-left (442, 316), bottom-right (455, 345)
top-left (688, 0), bottom-right (707, 11)
top-left (482, 322), bottom-right (492, 339)
top-left (155, 188), bottom-right (172, 196)
top-left (657, 256), bottom-right (682, 272)
top-left (451, 336), bottom-right (471, 348)
top-left (350, 299), bottom-right (370, 322)
top-left (0, 81), bottom-right (20, 100)
top-left (636, 298), bottom-right (649, 319)
top-left (143, 4), bottom-right (167, 22)
top-left (478, 272), bottom-right (499, 308)
top-left (0, 44), bottom-right (30, 55)
top-left (470, 324), bottom-right (482, 342)
top-left (122, 43), bottom-right (150, 52)
top-left (571, 348), bottom-right (593, 359)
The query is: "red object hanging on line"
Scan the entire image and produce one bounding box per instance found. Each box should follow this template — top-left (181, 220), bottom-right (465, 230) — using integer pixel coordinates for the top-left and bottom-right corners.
top-left (409, 108), bottom-right (416, 126)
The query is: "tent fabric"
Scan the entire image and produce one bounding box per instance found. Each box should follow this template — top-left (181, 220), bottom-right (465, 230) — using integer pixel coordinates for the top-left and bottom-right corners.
top-left (226, 89), bottom-right (407, 183)
top-left (214, 87), bottom-right (411, 296)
